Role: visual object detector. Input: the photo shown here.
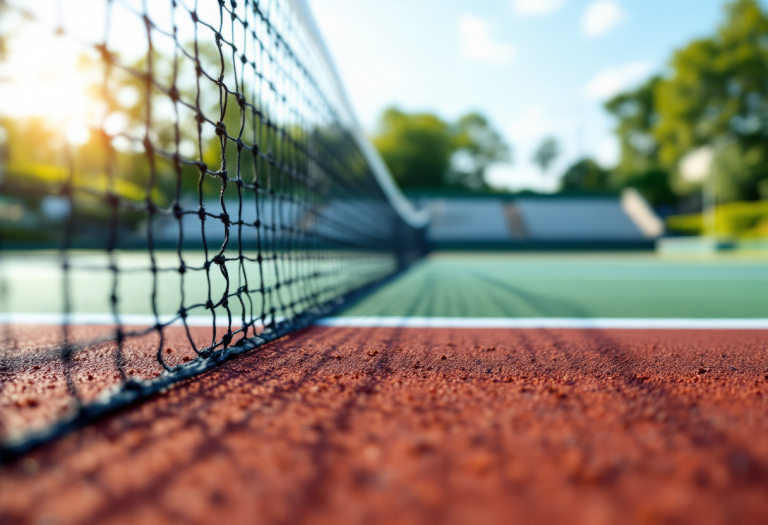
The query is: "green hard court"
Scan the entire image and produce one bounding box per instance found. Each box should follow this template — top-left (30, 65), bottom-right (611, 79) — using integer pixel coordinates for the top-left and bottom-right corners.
top-left (338, 252), bottom-right (768, 319)
top-left (4, 251), bottom-right (768, 320)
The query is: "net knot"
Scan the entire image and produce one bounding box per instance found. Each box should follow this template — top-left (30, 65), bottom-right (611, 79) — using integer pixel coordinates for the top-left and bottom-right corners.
top-left (168, 86), bottom-right (180, 102)
top-left (190, 11), bottom-right (198, 23)
top-left (142, 136), bottom-right (154, 154)
top-left (178, 262), bottom-right (186, 274)
top-left (215, 121), bottom-right (227, 137)
top-left (107, 193), bottom-right (120, 209)
top-left (94, 43), bottom-right (112, 64)
top-left (205, 300), bottom-right (214, 310)
top-left (213, 253), bottom-right (226, 266)
top-left (222, 332), bottom-right (233, 346)
top-left (173, 203), bottom-right (183, 219)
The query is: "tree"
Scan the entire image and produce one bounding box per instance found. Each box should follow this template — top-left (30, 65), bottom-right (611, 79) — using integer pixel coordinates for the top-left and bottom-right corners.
top-left (560, 158), bottom-right (610, 192)
top-left (621, 169), bottom-right (678, 207)
top-left (653, 0), bottom-right (768, 201)
top-left (605, 77), bottom-right (676, 206)
top-left (605, 76), bottom-right (662, 178)
top-left (373, 108), bottom-right (511, 191)
top-left (448, 113), bottom-right (512, 190)
top-left (532, 137), bottom-right (559, 175)
top-left (372, 108), bottom-right (454, 190)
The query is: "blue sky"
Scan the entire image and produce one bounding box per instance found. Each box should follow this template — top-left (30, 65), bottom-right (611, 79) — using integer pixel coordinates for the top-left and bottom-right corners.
top-left (308, 0), bottom-right (762, 192)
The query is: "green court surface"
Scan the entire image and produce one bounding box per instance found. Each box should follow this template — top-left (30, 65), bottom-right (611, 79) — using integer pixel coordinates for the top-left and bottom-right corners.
top-left (338, 252), bottom-right (768, 319)
top-left (2, 251), bottom-right (767, 320)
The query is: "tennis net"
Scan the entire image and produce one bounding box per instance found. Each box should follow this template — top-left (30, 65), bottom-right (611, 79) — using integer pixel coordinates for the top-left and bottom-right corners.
top-left (0, 0), bottom-right (428, 458)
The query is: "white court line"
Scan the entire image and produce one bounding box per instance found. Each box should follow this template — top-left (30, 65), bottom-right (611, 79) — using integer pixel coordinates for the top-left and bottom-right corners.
top-left (315, 317), bottom-right (768, 330)
top-left (3, 314), bottom-right (768, 330)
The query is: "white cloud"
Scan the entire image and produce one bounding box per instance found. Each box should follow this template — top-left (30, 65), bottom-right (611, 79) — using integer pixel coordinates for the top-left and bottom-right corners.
top-left (582, 0), bottom-right (626, 38)
top-left (458, 14), bottom-right (516, 66)
top-left (584, 61), bottom-right (653, 100)
top-left (512, 0), bottom-right (567, 16)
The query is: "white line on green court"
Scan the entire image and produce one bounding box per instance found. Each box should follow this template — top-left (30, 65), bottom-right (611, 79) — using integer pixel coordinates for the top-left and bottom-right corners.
top-left (316, 317), bottom-right (768, 330)
top-left (4, 314), bottom-right (768, 330)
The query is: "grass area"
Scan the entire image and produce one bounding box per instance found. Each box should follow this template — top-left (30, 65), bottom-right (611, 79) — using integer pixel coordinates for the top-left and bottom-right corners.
top-left (338, 252), bottom-right (768, 319)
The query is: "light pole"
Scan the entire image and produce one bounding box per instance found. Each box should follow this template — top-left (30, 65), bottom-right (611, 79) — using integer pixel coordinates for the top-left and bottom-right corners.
top-left (680, 146), bottom-right (716, 239)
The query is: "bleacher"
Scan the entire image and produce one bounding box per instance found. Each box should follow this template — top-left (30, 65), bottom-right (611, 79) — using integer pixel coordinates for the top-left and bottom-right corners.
top-left (418, 190), bottom-right (662, 249)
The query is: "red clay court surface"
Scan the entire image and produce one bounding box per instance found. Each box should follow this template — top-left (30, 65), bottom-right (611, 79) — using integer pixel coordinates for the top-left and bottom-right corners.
top-left (2, 326), bottom-right (768, 524)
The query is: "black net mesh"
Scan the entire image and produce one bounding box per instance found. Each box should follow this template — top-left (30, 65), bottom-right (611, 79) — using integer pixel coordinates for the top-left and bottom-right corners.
top-left (0, 0), bottom-right (426, 458)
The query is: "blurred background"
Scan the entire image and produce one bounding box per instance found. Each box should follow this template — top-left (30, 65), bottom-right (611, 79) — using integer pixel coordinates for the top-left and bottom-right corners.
top-left (3, 0), bottom-right (768, 256)
top-left (306, 0), bottom-right (768, 251)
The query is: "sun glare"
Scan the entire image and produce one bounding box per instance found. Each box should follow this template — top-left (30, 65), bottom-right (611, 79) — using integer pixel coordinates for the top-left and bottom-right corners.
top-left (1, 22), bottom-right (97, 147)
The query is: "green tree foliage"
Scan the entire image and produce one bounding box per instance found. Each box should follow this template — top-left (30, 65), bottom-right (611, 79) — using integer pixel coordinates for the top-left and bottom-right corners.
top-left (621, 169), bottom-right (678, 207)
top-left (372, 108), bottom-right (454, 190)
top-left (604, 77), bottom-right (677, 206)
top-left (448, 113), bottom-right (512, 190)
top-left (606, 0), bottom-right (768, 206)
top-left (560, 158), bottom-right (610, 192)
top-left (655, 0), bottom-right (768, 172)
top-left (372, 107), bottom-right (511, 191)
top-left (605, 77), bottom-right (662, 177)
top-left (532, 136), bottom-right (559, 175)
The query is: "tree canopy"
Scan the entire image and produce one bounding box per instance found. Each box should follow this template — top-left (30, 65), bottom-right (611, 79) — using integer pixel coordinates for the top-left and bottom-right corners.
top-left (532, 137), bottom-right (559, 175)
top-left (560, 158), bottom-right (610, 192)
top-left (605, 0), bottom-right (768, 206)
top-left (655, 0), bottom-right (768, 201)
top-left (372, 107), bottom-right (511, 191)
top-left (448, 113), bottom-right (512, 190)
